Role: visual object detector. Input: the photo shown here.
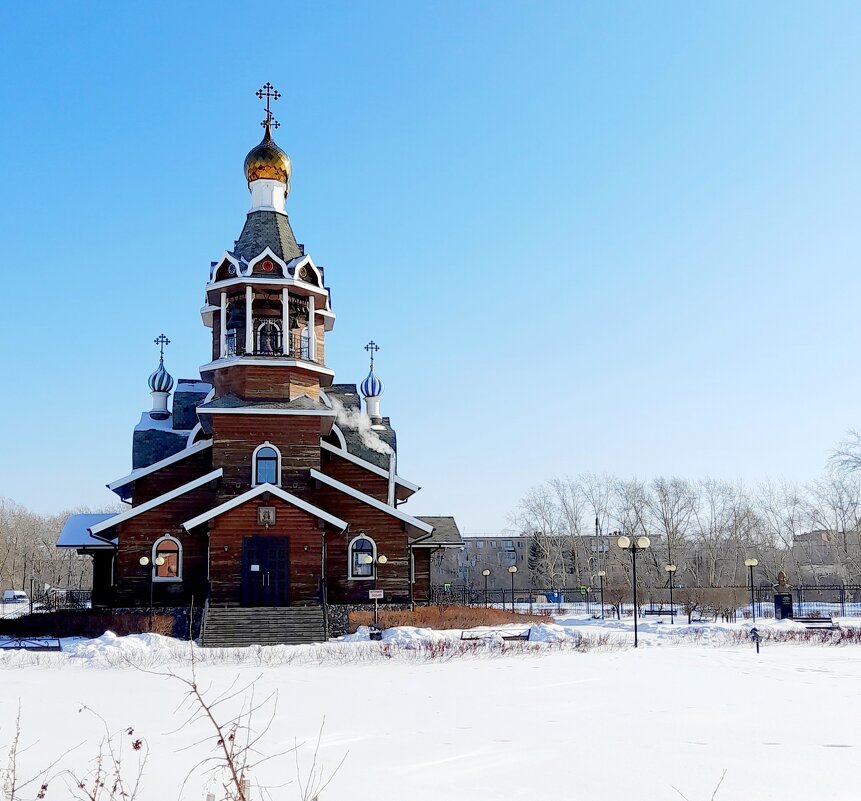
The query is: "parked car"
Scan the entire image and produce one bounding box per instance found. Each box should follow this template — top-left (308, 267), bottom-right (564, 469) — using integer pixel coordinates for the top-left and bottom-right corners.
top-left (2, 590), bottom-right (28, 604)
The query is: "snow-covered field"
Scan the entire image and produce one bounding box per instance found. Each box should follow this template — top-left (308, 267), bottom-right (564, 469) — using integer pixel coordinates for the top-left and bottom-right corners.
top-left (2, 616), bottom-right (861, 800)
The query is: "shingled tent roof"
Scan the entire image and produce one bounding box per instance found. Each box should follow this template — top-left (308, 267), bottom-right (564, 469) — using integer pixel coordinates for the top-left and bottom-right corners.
top-left (197, 393), bottom-right (330, 412)
top-left (232, 210), bottom-right (302, 263)
top-left (414, 516), bottom-right (463, 547)
top-left (325, 384), bottom-right (396, 470)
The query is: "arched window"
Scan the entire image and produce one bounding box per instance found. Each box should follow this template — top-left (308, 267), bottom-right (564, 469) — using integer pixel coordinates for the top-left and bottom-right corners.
top-left (152, 536), bottom-right (182, 582)
top-left (256, 320), bottom-right (282, 355)
top-left (299, 326), bottom-right (310, 360)
top-left (252, 442), bottom-right (281, 486)
top-left (349, 535), bottom-right (376, 580)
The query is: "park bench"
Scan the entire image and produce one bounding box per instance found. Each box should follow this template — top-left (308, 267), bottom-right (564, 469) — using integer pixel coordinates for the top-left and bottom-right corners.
top-left (794, 616), bottom-right (840, 631)
top-left (0, 637), bottom-right (62, 652)
top-left (642, 609), bottom-right (679, 617)
top-left (460, 628), bottom-right (531, 642)
top-left (690, 608), bottom-right (719, 623)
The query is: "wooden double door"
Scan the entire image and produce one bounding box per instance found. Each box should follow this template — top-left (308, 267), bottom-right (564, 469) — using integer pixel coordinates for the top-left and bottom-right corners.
top-left (241, 536), bottom-right (289, 606)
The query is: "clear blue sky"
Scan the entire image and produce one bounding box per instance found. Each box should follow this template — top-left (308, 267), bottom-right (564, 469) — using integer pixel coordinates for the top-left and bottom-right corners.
top-left (1, 2), bottom-right (860, 531)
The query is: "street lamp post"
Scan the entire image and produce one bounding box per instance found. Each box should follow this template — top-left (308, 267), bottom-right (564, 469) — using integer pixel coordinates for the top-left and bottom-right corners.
top-left (665, 564), bottom-right (677, 625)
top-left (508, 565), bottom-right (518, 612)
top-left (616, 534), bottom-right (651, 648)
top-left (363, 553), bottom-right (388, 627)
top-left (482, 569), bottom-right (491, 608)
top-left (139, 555), bottom-right (166, 631)
top-left (744, 558), bottom-right (759, 622)
top-left (597, 570), bottom-right (606, 619)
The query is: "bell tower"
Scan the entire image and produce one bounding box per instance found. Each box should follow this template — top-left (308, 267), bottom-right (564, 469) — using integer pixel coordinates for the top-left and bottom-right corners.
top-left (198, 84), bottom-right (336, 405)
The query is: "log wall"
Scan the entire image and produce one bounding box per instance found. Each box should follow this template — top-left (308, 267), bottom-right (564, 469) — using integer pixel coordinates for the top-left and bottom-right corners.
top-left (205, 496), bottom-right (330, 605)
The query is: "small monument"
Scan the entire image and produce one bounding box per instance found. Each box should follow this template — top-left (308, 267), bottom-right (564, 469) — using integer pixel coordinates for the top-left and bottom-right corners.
top-left (774, 570), bottom-right (794, 620)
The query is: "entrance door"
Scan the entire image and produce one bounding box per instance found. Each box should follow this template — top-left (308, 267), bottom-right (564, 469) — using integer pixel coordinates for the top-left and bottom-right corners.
top-left (241, 536), bottom-right (289, 606)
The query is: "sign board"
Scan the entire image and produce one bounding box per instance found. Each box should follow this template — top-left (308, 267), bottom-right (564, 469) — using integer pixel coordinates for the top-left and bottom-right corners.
top-left (250, 564), bottom-right (260, 572)
top-left (774, 592), bottom-right (793, 620)
top-left (369, 589), bottom-right (384, 600)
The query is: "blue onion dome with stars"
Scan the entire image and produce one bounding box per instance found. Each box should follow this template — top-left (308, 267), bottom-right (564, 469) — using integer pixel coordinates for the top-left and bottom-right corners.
top-left (148, 334), bottom-right (174, 393)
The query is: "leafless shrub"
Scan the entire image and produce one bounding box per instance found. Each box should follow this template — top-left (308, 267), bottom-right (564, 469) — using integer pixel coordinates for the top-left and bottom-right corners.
top-left (3, 670), bottom-right (345, 801)
top-left (61, 710), bottom-right (148, 801)
top-left (2, 704), bottom-right (74, 801)
top-left (347, 605), bottom-right (544, 633)
top-left (673, 769), bottom-right (727, 800)
top-left (1, 613), bottom-right (173, 640)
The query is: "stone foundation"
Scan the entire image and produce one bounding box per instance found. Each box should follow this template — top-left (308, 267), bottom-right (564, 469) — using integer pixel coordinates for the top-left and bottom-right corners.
top-left (325, 603), bottom-right (412, 638)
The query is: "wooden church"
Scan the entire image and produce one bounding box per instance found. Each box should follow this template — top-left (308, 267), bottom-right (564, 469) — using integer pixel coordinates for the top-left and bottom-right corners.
top-left (57, 85), bottom-right (462, 643)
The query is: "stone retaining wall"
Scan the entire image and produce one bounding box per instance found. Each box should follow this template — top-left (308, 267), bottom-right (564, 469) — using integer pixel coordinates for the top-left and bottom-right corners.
top-left (326, 603), bottom-right (412, 637)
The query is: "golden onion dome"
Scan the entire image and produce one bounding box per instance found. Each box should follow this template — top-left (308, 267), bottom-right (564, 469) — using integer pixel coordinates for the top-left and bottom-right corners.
top-left (243, 123), bottom-right (291, 187)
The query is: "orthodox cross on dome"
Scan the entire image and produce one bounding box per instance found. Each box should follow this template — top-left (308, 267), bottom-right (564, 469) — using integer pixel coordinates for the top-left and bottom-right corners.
top-left (364, 340), bottom-right (379, 368)
top-left (154, 333), bottom-right (171, 362)
top-left (256, 82), bottom-right (282, 129)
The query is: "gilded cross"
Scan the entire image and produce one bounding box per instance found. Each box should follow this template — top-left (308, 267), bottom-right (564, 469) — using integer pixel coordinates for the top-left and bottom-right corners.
top-left (256, 82), bottom-right (282, 127)
top-left (364, 340), bottom-right (379, 367)
top-left (154, 333), bottom-right (171, 360)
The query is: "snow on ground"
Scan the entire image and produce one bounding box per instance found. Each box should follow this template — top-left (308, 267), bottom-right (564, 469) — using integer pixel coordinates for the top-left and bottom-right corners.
top-left (2, 617), bottom-right (861, 800)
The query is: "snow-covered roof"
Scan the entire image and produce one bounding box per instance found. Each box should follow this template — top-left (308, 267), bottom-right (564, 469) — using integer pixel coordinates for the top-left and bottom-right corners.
top-left (134, 412), bottom-right (185, 433)
top-left (176, 379), bottom-right (213, 394)
top-left (57, 514), bottom-right (117, 549)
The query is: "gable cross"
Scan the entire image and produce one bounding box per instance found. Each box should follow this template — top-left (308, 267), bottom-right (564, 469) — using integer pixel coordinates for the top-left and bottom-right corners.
top-left (364, 340), bottom-right (379, 368)
top-left (154, 333), bottom-right (171, 361)
top-left (256, 82), bottom-right (282, 128)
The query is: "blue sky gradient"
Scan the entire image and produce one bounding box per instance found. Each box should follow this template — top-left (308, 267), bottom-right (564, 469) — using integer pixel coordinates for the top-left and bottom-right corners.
top-left (1, 3), bottom-right (860, 530)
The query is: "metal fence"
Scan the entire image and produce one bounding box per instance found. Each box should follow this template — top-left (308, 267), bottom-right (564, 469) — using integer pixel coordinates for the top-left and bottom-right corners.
top-left (0, 589), bottom-right (91, 619)
top-left (430, 584), bottom-right (861, 619)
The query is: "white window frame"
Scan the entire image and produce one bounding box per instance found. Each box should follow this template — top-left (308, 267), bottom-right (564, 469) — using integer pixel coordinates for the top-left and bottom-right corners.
top-left (151, 535), bottom-right (183, 583)
top-left (348, 534), bottom-right (377, 581)
top-left (251, 441), bottom-right (282, 487)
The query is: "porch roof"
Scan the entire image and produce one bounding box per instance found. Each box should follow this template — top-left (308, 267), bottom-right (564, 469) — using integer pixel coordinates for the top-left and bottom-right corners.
top-left (57, 514), bottom-right (117, 549)
top-left (181, 482), bottom-right (349, 532)
top-left (106, 439), bottom-right (213, 501)
top-left (89, 469), bottom-right (223, 537)
top-left (319, 441), bottom-right (420, 498)
top-left (309, 469), bottom-right (434, 535)
top-left (413, 516), bottom-right (464, 548)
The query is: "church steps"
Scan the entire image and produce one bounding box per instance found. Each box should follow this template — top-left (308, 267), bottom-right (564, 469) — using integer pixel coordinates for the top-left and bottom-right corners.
top-left (201, 605), bottom-right (326, 647)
